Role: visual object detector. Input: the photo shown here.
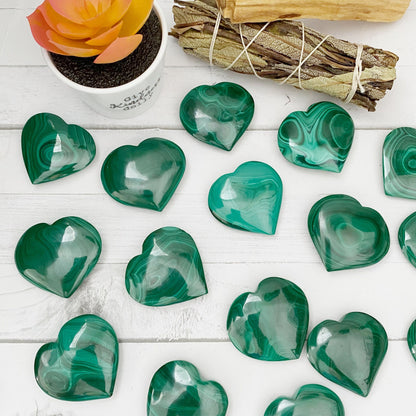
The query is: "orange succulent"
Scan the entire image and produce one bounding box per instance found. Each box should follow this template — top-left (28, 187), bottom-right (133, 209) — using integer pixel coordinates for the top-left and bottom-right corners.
top-left (28, 0), bottom-right (154, 64)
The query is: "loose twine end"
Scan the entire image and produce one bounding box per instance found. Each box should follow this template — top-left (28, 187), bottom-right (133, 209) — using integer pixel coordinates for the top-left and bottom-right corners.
top-left (208, 13), bottom-right (365, 104)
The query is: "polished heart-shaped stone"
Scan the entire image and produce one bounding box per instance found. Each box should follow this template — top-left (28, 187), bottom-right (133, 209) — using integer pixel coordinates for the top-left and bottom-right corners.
top-left (180, 82), bottom-right (254, 151)
top-left (101, 138), bottom-right (186, 211)
top-left (22, 113), bottom-right (96, 184)
top-left (227, 277), bottom-right (309, 361)
top-left (35, 314), bottom-right (119, 401)
top-left (264, 384), bottom-right (344, 416)
top-left (278, 102), bottom-right (354, 173)
top-left (125, 227), bottom-right (207, 307)
top-left (308, 194), bottom-right (390, 271)
top-left (307, 312), bottom-right (388, 397)
top-left (147, 360), bottom-right (228, 416)
top-left (15, 216), bottom-right (101, 298)
top-left (383, 127), bottom-right (416, 199)
top-left (407, 319), bottom-right (416, 361)
top-left (208, 161), bottom-right (283, 235)
top-left (399, 212), bottom-right (416, 268)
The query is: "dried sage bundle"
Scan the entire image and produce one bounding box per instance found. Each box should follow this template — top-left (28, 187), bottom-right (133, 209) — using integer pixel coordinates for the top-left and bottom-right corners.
top-left (170, 0), bottom-right (399, 111)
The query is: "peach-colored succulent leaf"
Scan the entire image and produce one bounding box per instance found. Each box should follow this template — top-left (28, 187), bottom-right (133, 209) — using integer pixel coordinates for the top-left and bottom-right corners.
top-left (118, 0), bottom-right (153, 37)
top-left (39, 1), bottom-right (100, 40)
top-left (93, 34), bottom-right (142, 63)
top-left (47, 29), bottom-right (103, 57)
top-left (86, 21), bottom-right (122, 46)
top-left (27, 9), bottom-right (70, 55)
top-left (83, 0), bottom-right (132, 29)
top-left (47, 0), bottom-right (94, 24)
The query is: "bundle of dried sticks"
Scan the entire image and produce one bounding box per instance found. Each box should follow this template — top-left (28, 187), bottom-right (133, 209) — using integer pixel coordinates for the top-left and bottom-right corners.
top-left (170, 0), bottom-right (399, 111)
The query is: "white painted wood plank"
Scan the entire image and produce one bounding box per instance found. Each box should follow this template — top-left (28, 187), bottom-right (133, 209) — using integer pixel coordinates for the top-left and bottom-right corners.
top-left (0, 64), bottom-right (414, 129)
top-left (0, 341), bottom-right (414, 415)
top-left (1, 261), bottom-right (416, 341)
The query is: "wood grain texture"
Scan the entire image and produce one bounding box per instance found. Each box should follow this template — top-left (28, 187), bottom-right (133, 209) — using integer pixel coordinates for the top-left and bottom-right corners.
top-left (1, 341), bottom-right (415, 415)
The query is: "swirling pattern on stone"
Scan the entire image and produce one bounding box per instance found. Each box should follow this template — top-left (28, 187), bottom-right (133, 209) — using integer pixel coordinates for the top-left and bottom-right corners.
top-left (227, 277), bottom-right (309, 361)
top-left (22, 113), bottom-right (96, 184)
top-left (278, 102), bottom-right (354, 173)
top-left (398, 212), bottom-right (416, 268)
top-left (125, 227), bottom-right (207, 307)
top-left (264, 384), bottom-right (345, 416)
top-left (35, 314), bottom-right (119, 401)
top-left (208, 161), bottom-right (283, 235)
top-left (15, 216), bottom-right (101, 298)
top-left (101, 138), bottom-right (186, 211)
top-left (407, 319), bottom-right (416, 362)
top-left (383, 127), bottom-right (416, 199)
top-left (307, 312), bottom-right (388, 397)
top-left (308, 194), bottom-right (390, 271)
top-left (180, 82), bottom-right (255, 151)
top-left (147, 360), bottom-right (228, 416)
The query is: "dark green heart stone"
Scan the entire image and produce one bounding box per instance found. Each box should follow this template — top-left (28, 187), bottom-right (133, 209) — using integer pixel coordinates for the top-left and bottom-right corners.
top-left (208, 161), bottom-right (283, 235)
top-left (307, 312), bottom-right (388, 397)
top-left (308, 194), bottom-right (390, 271)
top-left (383, 127), bottom-right (416, 199)
top-left (407, 319), bottom-right (416, 361)
top-left (399, 212), bottom-right (416, 268)
top-left (278, 102), bottom-right (354, 173)
top-left (147, 360), bottom-right (228, 416)
top-left (180, 82), bottom-right (254, 151)
top-left (22, 113), bottom-right (96, 184)
top-left (264, 384), bottom-right (345, 416)
top-left (227, 277), bottom-right (309, 361)
top-left (15, 216), bottom-right (101, 298)
top-left (35, 314), bottom-right (119, 401)
top-left (101, 138), bottom-right (186, 211)
top-left (125, 227), bottom-right (207, 307)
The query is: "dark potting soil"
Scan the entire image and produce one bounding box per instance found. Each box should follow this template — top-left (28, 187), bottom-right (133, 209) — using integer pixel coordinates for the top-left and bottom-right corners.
top-left (50, 10), bottom-right (162, 88)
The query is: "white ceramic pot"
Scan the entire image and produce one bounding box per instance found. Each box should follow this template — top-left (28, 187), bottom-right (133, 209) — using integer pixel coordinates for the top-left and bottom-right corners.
top-left (42, 1), bottom-right (167, 119)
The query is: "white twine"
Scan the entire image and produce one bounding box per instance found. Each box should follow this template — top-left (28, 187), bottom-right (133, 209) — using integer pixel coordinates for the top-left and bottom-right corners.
top-left (209, 12), bottom-right (365, 102)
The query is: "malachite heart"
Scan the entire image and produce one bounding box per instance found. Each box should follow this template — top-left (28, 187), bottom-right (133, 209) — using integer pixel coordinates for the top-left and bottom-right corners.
top-left (35, 314), bottom-right (119, 401)
top-left (399, 212), bottom-right (416, 268)
top-left (264, 384), bottom-right (345, 416)
top-left (308, 194), bottom-right (390, 271)
top-left (15, 216), bottom-right (101, 298)
top-left (180, 82), bottom-right (255, 151)
top-left (278, 102), bottom-right (354, 173)
top-left (208, 161), bottom-right (283, 235)
top-left (101, 138), bottom-right (186, 211)
top-left (383, 127), bottom-right (416, 199)
top-left (227, 277), bottom-right (309, 361)
top-left (125, 227), bottom-right (207, 307)
top-left (307, 312), bottom-right (388, 397)
top-left (147, 360), bottom-right (228, 416)
top-left (22, 113), bottom-right (96, 184)
top-left (407, 319), bottom-right (416, 361)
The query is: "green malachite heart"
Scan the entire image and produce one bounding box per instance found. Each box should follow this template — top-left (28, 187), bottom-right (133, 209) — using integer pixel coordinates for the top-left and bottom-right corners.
top-left (147, 360), bottom-right (228, 416)
top-left (383, 127), bottom-right (416, 199)
top-left (15, 216), bottom-right (101, 298)
top-left (125, 227), bottom-right (207, 307)
top-left (308, 194), bottom-right (390, 271)
top-left (264, 384), bottom-right (345, 416)
top-left (227, 277), bottom-right (309, 361)
top-left (399, 212), bottom-right (416, 268)
top-left (101, 138), bottom-right (186, 211)
top-left (208, 161), bottom-right (283, 235)
top-left (407, 319), bottom-right (416, 361)
top-left (35, 314), bottom-right (119, 401)
top-left (180, 82), bottom-right (254, 151)
top-left (307, 312), bottom-right (388, 397)
top-left (22, 113), bottom-right (96, 184)
top-left (278, 102), bottom-right (354, 173)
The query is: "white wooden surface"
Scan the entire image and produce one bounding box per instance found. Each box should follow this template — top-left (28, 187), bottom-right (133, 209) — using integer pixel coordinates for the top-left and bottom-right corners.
top-left (1, 0), bottom-right (416, 414)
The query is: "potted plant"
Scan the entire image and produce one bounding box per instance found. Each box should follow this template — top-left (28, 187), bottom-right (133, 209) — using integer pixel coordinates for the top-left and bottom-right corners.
top-left (27, 0), bottom-right (168, 118)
